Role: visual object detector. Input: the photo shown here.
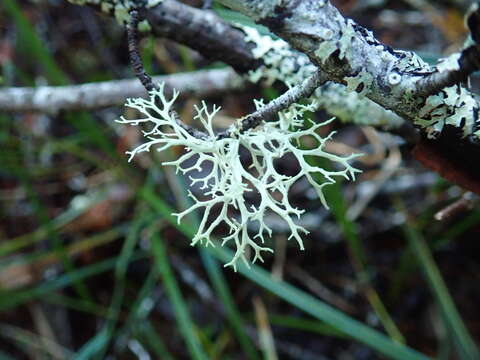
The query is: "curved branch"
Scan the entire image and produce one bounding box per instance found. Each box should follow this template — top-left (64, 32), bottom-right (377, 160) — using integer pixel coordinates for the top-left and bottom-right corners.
top-left (143, 0), bottom-right (260, 73)
top-left (65, 0), bottom-right (405, 130)
top-left (127, 9), bottom-right (158, 92)
top-left (217, 0), bottom-right (480, 141)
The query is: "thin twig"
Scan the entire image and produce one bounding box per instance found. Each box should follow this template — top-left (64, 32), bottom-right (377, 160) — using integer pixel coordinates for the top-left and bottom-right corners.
top-left (229, 70), bottom-right (327, 136)
top-left (434, 192), bottom-right (479, 221)
top-left (127, 10), bottom-right (158, 92)
top-left (126, 9), bottom-right (210, 140)
top-left (217, 70), bottom-right (326, 139)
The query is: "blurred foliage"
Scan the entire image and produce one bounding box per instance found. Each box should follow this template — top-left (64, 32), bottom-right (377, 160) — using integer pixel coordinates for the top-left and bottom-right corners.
top-left (0, 0), bottom-right (480, 359)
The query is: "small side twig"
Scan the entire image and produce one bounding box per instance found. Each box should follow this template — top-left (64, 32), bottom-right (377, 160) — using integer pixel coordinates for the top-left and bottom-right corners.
top-left (226, 70), bottom-right (327, 137)
top-left (219, 69), bottom-right (325, 139)
top-left (415, 3), bottom-right (480, 97)
top-left (415, 46), bottom-right (480, 97)
top-left (434, 192), bottom-right (479, 221)
top-left (127, 9), bottom-right (207, 140)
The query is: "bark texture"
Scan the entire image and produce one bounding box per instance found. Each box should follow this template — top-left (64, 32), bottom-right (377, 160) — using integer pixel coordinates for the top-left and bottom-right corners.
top-left (0, 69), bottom-right (244, 113)
top-left (217, 0), bottom-right (480, 140)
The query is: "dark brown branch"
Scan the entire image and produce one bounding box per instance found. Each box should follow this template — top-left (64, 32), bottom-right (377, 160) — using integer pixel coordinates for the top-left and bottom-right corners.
top-left (143, 0), bottom-right (260, 73)
top-left (127, 10), bottom-right (158, 92)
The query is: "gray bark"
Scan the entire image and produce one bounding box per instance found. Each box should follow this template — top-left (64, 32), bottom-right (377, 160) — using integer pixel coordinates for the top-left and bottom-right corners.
top-left (0, 69), bottom-right (244, 113)
top-left (217, 0), bottom-right (480, 140)
top-left (63, 0), bottom-right (405, 130)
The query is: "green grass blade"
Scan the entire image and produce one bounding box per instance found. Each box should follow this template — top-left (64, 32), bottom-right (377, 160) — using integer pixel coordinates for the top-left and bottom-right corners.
top-left (65, 112), bottom-right (117, 156)
top-left (43, 293), bottom-right (113, 319)
top-left (125, 267), bottom-right (159, 321)
top-left (0, 323), bottom-right (73, 358)
top-left (133, 321), bottom-right (175, 360)
top-left (140, 187), bottom-right (430, 360)
top-left (402, 223), bottom-right (480, 360)
top-left (1, 0), bottom-right (69, 85)
top-left (75, 214), bottom-right (150, 359)
top-left (161, 165), bottom-right (259, 359)
top-left (200, 250), bottom-right (260, 360)
top-left (315, 161), bottom-right (404, 344)
top-left (0, 191), bottom-right (111, 258)
top-left (151, 233), bottom-right (209, 360)
top-left (74, 329), bottom-right (110, 360)
top-left (267, 314), bottom-right (345, 338)
top-left (213, 8), bottom-right (271, 36)
top-left (211, 246), bottom-right (429, 360)
top-left (123, 269), bottom-right (177, 359)
top-left (0, 253), bottom-right (146, 311)
top-left (9, 164), bottom-right (92, 301)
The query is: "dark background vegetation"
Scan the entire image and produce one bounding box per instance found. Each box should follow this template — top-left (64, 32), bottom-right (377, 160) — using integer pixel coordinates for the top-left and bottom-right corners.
top-left (0, 0), bottom-right (479, 359)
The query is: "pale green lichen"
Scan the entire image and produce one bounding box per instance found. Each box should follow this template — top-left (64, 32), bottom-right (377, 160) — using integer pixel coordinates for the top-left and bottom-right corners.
top-left (415, 85), bottom-right (477, 138)
top-left (315, 83), bottom-right (403, 128)
top-left (306, 12), bottom-right (479, 140)
top-left (395, 50), bottom-right (431, 73)
top-left (221, 0), bottom-right (280, 22)
top-left (239, 25), bottom-right (316, 86)
top-left (117, 83), bottom-right (360, 270)
top-left (313, 17), bottom-right (358, 65)
top-left (338, 19), bottom-right (357, 60)
top-left (315, 41), bottom-right (339, 64)
top-left (239, 25), bottom-right (404, 129)
top-left (436, 53), bottom-right (461, 73)
top-left (344, 69), bottom-right (373, 97)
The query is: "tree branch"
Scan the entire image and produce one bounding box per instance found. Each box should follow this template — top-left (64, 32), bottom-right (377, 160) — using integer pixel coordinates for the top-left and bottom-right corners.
top-left (124, 8), bottom-right (328, 139)
top-left (143, 0), bottom-right (260, 73)
top-left (64, 0), bottom-right (405, 131)
top-left (0, 69), bottom-right (244, 113)
top-left (415, 46), bottom-right (480, 97)
top-left (216, 0), bottom-right (480, 141)
top-left (219, 69), bottom-right (327, 138)
top-left (127, 9), bottom-right (158, 92)
top-left (416, 4), bottom-right (480, 96)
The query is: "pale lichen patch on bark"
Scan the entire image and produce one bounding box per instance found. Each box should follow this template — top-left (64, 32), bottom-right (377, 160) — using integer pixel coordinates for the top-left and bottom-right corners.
top-left (344, 69), bottom-right (373, 97)
top-left (436, 53), bottom-right (462, 73)
top-left (238, 24), bottom-right (404, 129)
top-left (415, 85), bottom-right (478, 139)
